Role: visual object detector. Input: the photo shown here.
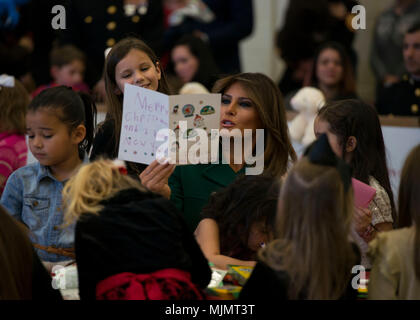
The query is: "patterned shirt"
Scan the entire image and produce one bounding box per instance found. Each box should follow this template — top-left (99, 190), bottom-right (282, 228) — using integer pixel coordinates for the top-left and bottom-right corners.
top-left (351, 176), bottom-right (394, 269)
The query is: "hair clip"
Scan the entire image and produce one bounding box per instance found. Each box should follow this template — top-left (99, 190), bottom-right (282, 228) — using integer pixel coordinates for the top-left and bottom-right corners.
top-left (111, 159), bottom-right (128, 175)
top-left (0, 74), bottom-right (15, 88)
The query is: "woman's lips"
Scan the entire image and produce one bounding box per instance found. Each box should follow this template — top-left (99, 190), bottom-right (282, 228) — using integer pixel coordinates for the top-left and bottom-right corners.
top-left (221, 120), bottom-right (236, 128)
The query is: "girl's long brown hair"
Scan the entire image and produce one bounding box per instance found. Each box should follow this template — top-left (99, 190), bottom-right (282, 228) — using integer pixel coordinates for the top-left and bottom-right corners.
top-left (317, 99), bottom-right (397, 224)
top-left (212, 73), bottom-right (297, 177)
top-left (103, 37), bottom-right (171, 156)
top-left (0, 206), bottom-right (33, 299)
top-left (397, 144), bottom-right (420, 279)
top-left (260, 158), bottom-right (357, 299)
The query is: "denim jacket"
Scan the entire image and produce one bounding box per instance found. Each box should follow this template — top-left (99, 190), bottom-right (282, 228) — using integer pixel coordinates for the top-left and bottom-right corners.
top-left (0, 161), bottom-right (83, 262)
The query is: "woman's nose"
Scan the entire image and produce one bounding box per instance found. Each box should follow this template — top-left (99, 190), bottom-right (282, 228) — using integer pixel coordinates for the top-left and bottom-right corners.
top-left (224, 101), bottom-right (237, 115)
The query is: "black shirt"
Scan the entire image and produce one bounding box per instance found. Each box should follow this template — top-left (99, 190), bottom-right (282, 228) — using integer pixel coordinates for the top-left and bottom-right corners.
top-left (376, 74), bottom-right (420, 117)
top-left (90, 120), bottom-right (147, 176)
top-left (75, 188), bottom-right (212, 300)
top-left (240, 244), bottom-right (361, 300)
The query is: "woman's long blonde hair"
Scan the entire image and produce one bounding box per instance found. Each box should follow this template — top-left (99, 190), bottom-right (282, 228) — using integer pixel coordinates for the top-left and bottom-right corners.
top-left (212, 73), bottom-right (297, 178)
top-left (62, 159), bottom-right (146, 227)
top-left (260, 157), bottom-right (356, 299)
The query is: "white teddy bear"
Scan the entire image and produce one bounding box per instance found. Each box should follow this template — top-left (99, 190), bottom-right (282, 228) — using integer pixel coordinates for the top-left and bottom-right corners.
top-left (289, 87), bottom-right (326, 146)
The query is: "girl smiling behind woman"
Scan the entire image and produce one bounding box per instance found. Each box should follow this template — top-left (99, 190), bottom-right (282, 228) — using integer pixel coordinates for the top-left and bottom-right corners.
top-left (90, 37), bottom-right (171, 176)
top-left (141, 72), bottom-right (296, 232)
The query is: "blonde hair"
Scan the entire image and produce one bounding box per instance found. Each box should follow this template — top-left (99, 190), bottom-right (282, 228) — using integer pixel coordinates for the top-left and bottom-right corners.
top-left (212, 73), bottom-right (297, 178)
top-left (62, 159), bottom-right (146, 227)
top-left (260, 157), bottom-right (356, 299)
top-left (0, 79), bottom-right (29, 134)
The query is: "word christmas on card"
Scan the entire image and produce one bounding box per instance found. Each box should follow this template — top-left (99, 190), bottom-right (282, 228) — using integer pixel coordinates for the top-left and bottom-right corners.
top-left (118, 84), bottom-right (221, 165)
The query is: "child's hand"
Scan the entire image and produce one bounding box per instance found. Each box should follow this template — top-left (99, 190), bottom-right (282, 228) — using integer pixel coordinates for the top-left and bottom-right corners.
top-left (353, 206), bottom-right (372, 236)
top-left (139, 159), bottom-right (175, 199)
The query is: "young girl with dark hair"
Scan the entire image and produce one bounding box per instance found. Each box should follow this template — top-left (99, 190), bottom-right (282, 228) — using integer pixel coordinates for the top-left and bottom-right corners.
top-left (195, 175), bottom-right (280, 270)
top-left (1, 85), bottom-right (96, 263)
top-left (314, 99), bottom-right (395, 268)
top-left (90, 37), bottom-right (171, 176)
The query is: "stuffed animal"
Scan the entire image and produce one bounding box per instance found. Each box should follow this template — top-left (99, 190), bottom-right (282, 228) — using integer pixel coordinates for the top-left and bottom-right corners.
top-left (289, 87), bottom-right (325, 146)
top-left (179, 82), bottom-right (209, 95)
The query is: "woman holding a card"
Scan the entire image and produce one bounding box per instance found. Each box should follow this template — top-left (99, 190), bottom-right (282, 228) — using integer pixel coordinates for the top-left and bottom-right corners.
top-left (141, 72), bottom-right (297, 232)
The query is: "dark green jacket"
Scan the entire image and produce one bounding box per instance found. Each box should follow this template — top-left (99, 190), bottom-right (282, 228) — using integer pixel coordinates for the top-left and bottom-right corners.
top-left (169, 163), bottom-right (245, 232)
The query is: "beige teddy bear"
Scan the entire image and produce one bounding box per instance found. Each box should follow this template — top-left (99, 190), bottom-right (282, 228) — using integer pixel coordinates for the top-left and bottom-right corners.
top-left (289, 87), bottom-right (325, 146)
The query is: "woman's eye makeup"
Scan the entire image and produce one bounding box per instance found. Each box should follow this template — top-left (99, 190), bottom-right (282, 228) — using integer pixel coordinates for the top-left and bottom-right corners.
top-left (221, 97), bottom-right (231, 105)
top-left (221, 96), bottom-right (253, 107)
top-left (239, 101), bottom-right (252, 108)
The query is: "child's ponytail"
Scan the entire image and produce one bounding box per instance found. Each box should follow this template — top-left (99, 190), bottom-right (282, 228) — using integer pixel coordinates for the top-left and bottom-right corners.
top-left (77, 92), bottom-right (97, 158)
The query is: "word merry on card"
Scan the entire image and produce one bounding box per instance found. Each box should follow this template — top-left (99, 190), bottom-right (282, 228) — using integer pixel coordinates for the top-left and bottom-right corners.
top-left (118, 84), bottom-right (221, 165)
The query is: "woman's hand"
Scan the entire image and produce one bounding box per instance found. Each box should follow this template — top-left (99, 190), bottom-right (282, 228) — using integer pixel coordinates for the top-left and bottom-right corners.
top-left (139, 159), bottom-right (175, 199)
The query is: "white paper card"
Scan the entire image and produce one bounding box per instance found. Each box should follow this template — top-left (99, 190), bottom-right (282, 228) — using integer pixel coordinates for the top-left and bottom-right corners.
top-left (118, 84), bottom-right (221, 165)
